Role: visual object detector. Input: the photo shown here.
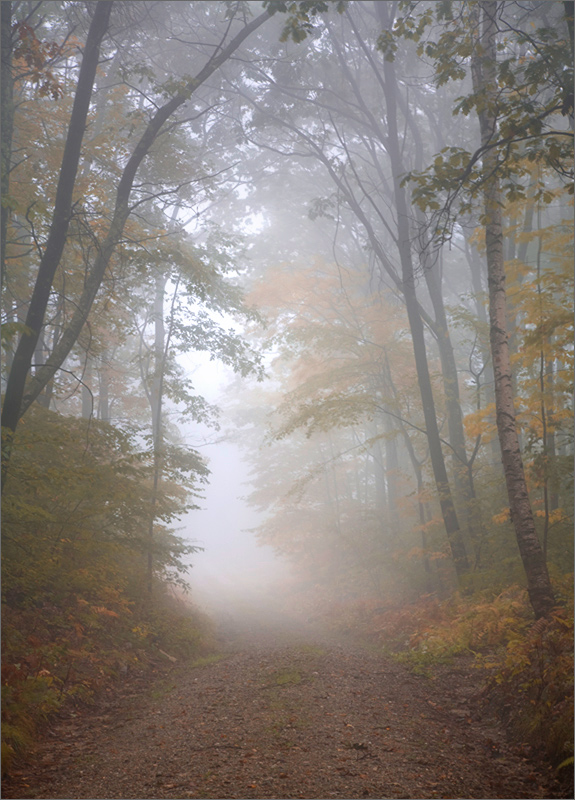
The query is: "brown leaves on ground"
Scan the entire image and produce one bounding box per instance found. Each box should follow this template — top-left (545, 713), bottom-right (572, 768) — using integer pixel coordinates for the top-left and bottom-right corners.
top-left (3, 616), bottom-right (565, 799)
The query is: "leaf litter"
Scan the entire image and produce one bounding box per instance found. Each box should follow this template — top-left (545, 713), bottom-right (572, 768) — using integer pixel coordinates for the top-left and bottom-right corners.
top-left (3, 615), bottom-right (564, 799)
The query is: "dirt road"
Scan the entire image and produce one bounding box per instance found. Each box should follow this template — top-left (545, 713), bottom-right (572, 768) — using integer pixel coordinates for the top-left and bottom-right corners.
top-left (4, 613), bottom-right (560, 799)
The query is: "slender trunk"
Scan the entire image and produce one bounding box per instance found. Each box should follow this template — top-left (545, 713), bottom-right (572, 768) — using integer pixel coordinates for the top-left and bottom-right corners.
top-left (545, 358), bottom-right (558, 512)
top-left (384, 354), bottom-right (438, 590)
top-left (534, 210), bottom-right (558, 547)
top-left (420, 247), bottom-right (482, 544)
top-left (382, 411), bottom-right (399, 525)
top-left (151, 274), bottom-right (167, 444)
top-left (376, 14), bottom-right (468, 576)
top-left (464, 235), bottom-right (501, 464)
top-left (1, 2), bottom-right (113, 440)
top-left (379, 358), bottom-right (399, 530)
top-left (98, 357), bottom-right (110, 422)
top-left (81, 355), bottom-right (94, 419)
top-left (564, 1), bottom-right (574, 59)
top-left (370, 430), bottom-right (388, 535)
top-left (1, 7), bottom-right (272, 453)
top-left (539, 351), bottom-right (550, 562)
top-left (147, 272), bottom-right (167, 598)
top-left (410, 109), bottom-right (479, 534)
top-left (328, 434), bottom-right (343, 537)
top-left (507, 183), bottom-right (536, 404)
top-left (1, 1), bottom-right (14, 293)
top-left (464, 237), bottom-right (496, 391)
top-left (421, 252), bottom-right (468, 468)
top-left (387, 371), bottom-right (435, 592)
top-left (414, 464), bottom-right (434, 594)
top-left (401, 425), bottom-right (434, 591)
top-left (402, 269), bottom-right (469, 573)
top-left (472, 1), bottom-right (554, 618)
top-left (33, 334), bottom-right (50, 408)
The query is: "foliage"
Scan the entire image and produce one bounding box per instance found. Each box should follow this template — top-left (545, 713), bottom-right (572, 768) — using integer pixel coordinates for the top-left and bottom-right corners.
top-left (478, 604), bottom-right (573, 767)
top-left (240, 230), bottom-right (573, 602)
top-left (458, 191), bottom-right (575, 564)
top-left (406, 587), bottom-right (533, 659)
top-left (2, 0), bottom-right (573, 780)
top-left (349, 579), bottom-right (573, 767)
top-left (386, 1), bottom-right (574, 242)
top-left (263, 0), bottom-right (347, 42)
top-left (239, 255), bottom-right (448, 602)
top-left (1, 407), bottom-right (211, 774)
top-left (12, 19), bottom-right (64, 99)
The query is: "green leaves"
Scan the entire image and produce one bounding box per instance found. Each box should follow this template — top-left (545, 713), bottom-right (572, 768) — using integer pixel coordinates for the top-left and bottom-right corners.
top-left (0, 322), bottom-right (34, 347)
top-left (263, 0), bottom-right (346, 43)
top-left (2, 406), bottom-right (204, 599)
top-left (376, 29), bottom-right (398, 62)
top-left (387, 0), bottom-right (573, 240)
top-left (1, 404), bottom-right (212, 766)
top-left (402, 145), bottom-right (479, 236)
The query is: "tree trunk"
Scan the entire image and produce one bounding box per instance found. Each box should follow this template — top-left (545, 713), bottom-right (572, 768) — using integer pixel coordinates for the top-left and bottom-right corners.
top-left (1, 1), bottom-right (14, 293)
top-left (400, 273), bottom-right (469, 576)
top-left (472, 1), bottom-right (555, 618)
top-left (419, 246), bottom-right (482, 545)
top-left (1, 1), bottom-right (112, 490)
top-left (146, 273), bottom-right (167, 601)
top-left (375, 8), bottom-right (469, 576)
top-left (317, 1), bottom-right (469, 576)
top-left (81, 355), bottom-right (94, 419)
top-left (1, 2), bottom-right (113, 442)
top-left (387, 375), bottom-right (435, 593)
top-left (369, 427), bottom-right (388, 535)
top-left (1, 7), bottom-right (272, 459)
top-left (98, 356), bottom-right (110, 423)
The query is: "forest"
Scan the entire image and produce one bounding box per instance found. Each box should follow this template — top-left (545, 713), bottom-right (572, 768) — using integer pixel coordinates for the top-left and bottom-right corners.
top-left (1, 1), bottom-right (573, 797)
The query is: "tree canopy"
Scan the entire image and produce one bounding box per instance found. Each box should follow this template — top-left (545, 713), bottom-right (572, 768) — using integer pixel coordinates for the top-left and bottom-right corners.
top-left (1, 0), bottom-right (573, 779)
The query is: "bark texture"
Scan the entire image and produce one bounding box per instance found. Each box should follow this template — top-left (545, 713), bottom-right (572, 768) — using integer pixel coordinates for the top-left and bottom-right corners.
top-left (472, 1), bottom-right (555, 618)
top-left (1, 0), bottom-right (14, 293)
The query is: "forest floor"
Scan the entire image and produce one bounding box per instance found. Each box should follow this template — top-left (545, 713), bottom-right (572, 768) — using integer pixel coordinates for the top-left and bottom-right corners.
top-left (3, 607), bottom-right (566, 800)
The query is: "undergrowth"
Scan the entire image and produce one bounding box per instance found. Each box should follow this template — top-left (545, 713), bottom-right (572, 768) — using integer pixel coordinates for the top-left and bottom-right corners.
top-left (342, 576), bottom-right (574, 773)
top-left (1, 592), bottom-right (215, 776)
top-left (1, 408), bottom-right (216, 776)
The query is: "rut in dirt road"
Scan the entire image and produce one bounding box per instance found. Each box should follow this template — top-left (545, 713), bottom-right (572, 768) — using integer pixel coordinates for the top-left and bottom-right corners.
top-left (5, 618), bottom-right (557, 800)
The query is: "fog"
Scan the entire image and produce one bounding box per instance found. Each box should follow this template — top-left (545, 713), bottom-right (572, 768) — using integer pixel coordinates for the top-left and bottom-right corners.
top-left (185, 438), bottom-right (292, 614)
top-left (2, 5), bottom-right (572, 791)
top-left (3, 0), bottom-right (571, 696)
top-left (178, 358), bottom-right (298, 630)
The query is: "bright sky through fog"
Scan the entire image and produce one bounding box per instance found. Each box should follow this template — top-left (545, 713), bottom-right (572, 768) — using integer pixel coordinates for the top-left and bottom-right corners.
top-left (178, 355), bottom-right (290, 613)
top-left (173, 205), bottom-right (290, 611)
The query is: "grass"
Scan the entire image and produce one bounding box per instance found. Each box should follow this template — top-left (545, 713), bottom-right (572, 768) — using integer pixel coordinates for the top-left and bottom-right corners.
top-left (271, 668), bottom-right (303, 686)
top-left (190, 654), bottom-right (225, 669)
top-left (149, 681), bottom-right (178, 700)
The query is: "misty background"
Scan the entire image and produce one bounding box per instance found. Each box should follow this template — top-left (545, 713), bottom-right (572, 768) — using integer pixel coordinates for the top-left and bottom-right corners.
top-left (180, 359), bottom-right (292, 617)
top-left (1, 6), bottom-right (572, 775)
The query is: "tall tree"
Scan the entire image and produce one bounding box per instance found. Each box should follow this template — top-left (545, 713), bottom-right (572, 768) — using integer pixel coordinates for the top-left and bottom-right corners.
top-left (1, 0), bottom-right (14, 293)
top-left (470, 1), bottom-right (555, 618)
top-left (1, 3), bottom-right (274, 485)
top-left (384, 0), bottom-right (572, 616)
top-left (228, 1), bottom-right (471, 575)
top-left (2, 1), bottom-right (112, 457)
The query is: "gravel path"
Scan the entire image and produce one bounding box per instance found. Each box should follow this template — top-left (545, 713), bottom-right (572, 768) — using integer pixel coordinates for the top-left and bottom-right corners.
top-left (4, 613), bottom-right (559, 799)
